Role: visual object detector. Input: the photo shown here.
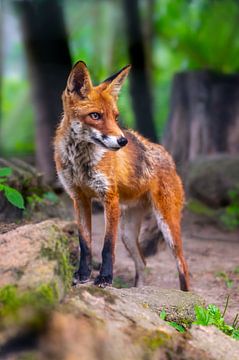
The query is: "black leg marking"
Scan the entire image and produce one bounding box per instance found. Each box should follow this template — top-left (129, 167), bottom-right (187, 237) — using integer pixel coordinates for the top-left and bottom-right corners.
top-left (73, 232), bottom-right (92, 285)
top-left (179, 272), bottom-right (189, 292)
top-left (94, 237), bottom-right (113, 288)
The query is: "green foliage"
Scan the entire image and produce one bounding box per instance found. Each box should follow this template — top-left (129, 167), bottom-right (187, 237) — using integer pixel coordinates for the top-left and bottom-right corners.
top-left (168, 321), bottom-right (186, 333)
top-left (194, 303), bottom-right (239, 340)
top-left (0, 167), bottom-right (25, 209)
top-left (0, 167), bottom-right (12, 177)
top-left (25, 191), bottom-right (59, 215)
top-left (155, 0), bottom-right (239, 73)
top-left (220, 187), bottom-right (239, 230)
top-left (187, 199), bottom-right (215, 217)
top-left (43, 191), bottom-right (59, 204)
top-left (1, 78), bottom-right (34, 156)
top-left (159, 309), bottom-right (167, 320)
top-left (159, 309), bottom-right (186, 333)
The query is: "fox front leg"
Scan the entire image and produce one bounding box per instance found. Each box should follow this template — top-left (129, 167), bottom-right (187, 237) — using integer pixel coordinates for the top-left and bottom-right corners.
top-left (72, 195), bottom-right (92, 285)
top-left (94, 196), bottom-right (120, 287)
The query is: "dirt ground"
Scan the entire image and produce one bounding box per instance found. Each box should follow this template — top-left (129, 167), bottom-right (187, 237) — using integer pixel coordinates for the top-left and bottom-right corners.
top-left (91, 211), bottom-right (239, 324)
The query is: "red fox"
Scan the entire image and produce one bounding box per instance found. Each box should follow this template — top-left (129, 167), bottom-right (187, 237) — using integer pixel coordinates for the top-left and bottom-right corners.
top-left (54, 61), bottom-right (190, 290)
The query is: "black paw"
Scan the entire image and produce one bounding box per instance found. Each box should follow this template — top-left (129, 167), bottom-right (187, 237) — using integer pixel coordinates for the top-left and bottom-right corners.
top-left (94, 275), bottom-right (112, 288)
top-left (72, 272), bottom-right (91, 286)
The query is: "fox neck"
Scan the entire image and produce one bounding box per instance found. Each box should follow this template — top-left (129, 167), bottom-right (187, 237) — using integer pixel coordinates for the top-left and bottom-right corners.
top-left (62, 123), bottom-right (107, 168)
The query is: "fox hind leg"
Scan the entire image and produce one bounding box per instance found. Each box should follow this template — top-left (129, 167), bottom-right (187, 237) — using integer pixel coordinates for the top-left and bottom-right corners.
top-left (121, 206), bottom-right (146, 287)
top-left (151, 193), bottom-right (190, 291)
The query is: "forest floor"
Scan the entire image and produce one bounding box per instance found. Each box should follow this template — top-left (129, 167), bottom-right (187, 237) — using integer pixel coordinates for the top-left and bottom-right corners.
top-left (91, 210), bottom-right (239, 325)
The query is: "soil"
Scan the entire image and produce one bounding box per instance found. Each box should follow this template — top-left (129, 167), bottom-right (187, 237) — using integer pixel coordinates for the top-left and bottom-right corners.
top-left (91, 210), bottom-right (239, 324)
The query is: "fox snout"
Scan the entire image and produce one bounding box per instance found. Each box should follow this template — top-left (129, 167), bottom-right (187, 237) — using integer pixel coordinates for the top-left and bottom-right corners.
top-left (91, 131), bottom-right (128, 151)
top-left (117, 136), bottom-right (128, 147)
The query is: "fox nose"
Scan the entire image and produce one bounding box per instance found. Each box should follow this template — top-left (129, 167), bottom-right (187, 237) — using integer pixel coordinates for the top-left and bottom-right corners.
top-left (117, 136), bottom-right (128, 147)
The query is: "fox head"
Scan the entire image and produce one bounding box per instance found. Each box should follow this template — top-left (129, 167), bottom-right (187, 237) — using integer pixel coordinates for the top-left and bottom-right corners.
top-left (62, 61), bottom-right (131, 150)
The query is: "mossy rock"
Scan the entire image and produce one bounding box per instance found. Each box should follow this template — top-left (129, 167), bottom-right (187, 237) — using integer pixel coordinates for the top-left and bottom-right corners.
top-left (0, 220), bottom-right (76, 293)
top-left (187, 154), bottom-right (239, 208)
top-left (109, 287), bottom-right (205, 326)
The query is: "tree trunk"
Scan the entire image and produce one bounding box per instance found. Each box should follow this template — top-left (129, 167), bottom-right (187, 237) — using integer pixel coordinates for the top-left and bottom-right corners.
top-left (163, 70), bottom-right (239, 171)
top-left (123, 0), bottom-right (157, 142)
top-left (14, 0), bottom-right (72, 184)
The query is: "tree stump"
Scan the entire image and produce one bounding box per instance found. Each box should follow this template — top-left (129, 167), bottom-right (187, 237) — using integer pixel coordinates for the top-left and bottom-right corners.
top-left (163, 70), bottom-right (239, 170)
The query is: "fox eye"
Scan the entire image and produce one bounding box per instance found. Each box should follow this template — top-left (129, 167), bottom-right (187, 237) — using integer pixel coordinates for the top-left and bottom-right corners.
top-left (89, 112), bottom-right (101, 120)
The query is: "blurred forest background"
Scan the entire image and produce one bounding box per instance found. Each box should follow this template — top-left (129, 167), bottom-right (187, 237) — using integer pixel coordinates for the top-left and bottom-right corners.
top-left (1, 0), bottom-right (239, 186)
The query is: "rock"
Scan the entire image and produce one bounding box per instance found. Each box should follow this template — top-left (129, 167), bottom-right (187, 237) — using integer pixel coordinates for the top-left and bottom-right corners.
top-left (189, 326), bottom-right (239, 360)
top-left (38, 285), bottom-right (207, 360)
top-left (0, 219), bottom-right (75, 293)
top-left (187, 154), bottom-right (239, 207)
top-left (109, 286), bottom-right (204, 324)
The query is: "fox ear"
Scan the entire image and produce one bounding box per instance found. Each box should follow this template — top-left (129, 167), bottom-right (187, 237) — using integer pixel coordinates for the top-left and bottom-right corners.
top-left (67, 61), bottom-right (92, 98)
top-left (103, 65), bottom-right (131, 98)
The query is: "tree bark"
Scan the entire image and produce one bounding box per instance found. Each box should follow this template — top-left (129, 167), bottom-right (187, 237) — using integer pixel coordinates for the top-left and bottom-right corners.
top-left (163, 70), bottom-right (239, 171)
top-left (14, 0), bottom-right (72, 183)
top-left (123, 0), bottom-right (157, 142)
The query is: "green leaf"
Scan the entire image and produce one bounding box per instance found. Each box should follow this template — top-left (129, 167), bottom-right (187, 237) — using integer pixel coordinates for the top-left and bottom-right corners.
top-left (194, 305), bottom-right (210, 325)
top-left (226, 279), bottom-right (234, 288)
top-left (0, 167), bottom-right (12, 177)
top-left (168, 321), bottom-right (186, 333)
top-left (233, 330), bottom-right (239, 340)
top-left (4, 186), bottom-right (25, 209)
top-left (160, 309), bottom-right (167, 320)
top-left (43, 191), bottom-right (59, 204)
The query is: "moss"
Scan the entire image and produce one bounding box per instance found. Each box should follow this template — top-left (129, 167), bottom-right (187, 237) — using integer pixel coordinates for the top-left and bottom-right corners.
top-left (113, 276), bottom-right (130, 289)
top-left (18, 352), bottom-right (39, 360)
top-left (133, 327), bottom-right (171, 352)
top-left (75, 286), bottom-right (117, 304)
top-left (41, 228), bottom-right (74, 291)
top-left (0, 283), bottom-right (58, 331)
top-left (187, 199), bottom-right (215, 217)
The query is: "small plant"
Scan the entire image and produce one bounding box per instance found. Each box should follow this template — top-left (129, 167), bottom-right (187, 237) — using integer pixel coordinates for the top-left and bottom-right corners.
top-left (113, 276), bottom-right (130, 289)
top-left (0, 167), bottom-right (24, 209)
top-left (220, 187), bottom-right (239, 230)
top-left (215, 271), bottom-right (234, 288)
top-left (27, 191), bottom-right (59, 209)
top-left (194, 298), bottom-right (239, 340)
top-left (234, 266), bottom-right (239, 275)
top-left (159, 298), bottom-right (239, 340)
top-left (159, 309), bottom-right (186, 333)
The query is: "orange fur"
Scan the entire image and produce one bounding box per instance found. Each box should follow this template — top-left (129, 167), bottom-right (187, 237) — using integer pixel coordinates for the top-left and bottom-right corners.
top-left (54, 61), bottom-right (190, 290)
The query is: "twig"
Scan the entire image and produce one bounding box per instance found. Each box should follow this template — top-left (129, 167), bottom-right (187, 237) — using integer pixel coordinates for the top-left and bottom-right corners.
top-left (222, 295), bottom-right (230, 318)
top-left (232, 313), bottom-right (239, 328)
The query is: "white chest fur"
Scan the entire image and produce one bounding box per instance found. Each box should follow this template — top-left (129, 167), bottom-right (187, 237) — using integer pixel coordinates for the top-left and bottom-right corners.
top-left (57, 128), bottom-right (109, 198)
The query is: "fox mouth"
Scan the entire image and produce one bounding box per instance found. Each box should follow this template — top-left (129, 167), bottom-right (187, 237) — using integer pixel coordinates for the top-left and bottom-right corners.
top-left (91, 136), bottom-right (120, 151)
